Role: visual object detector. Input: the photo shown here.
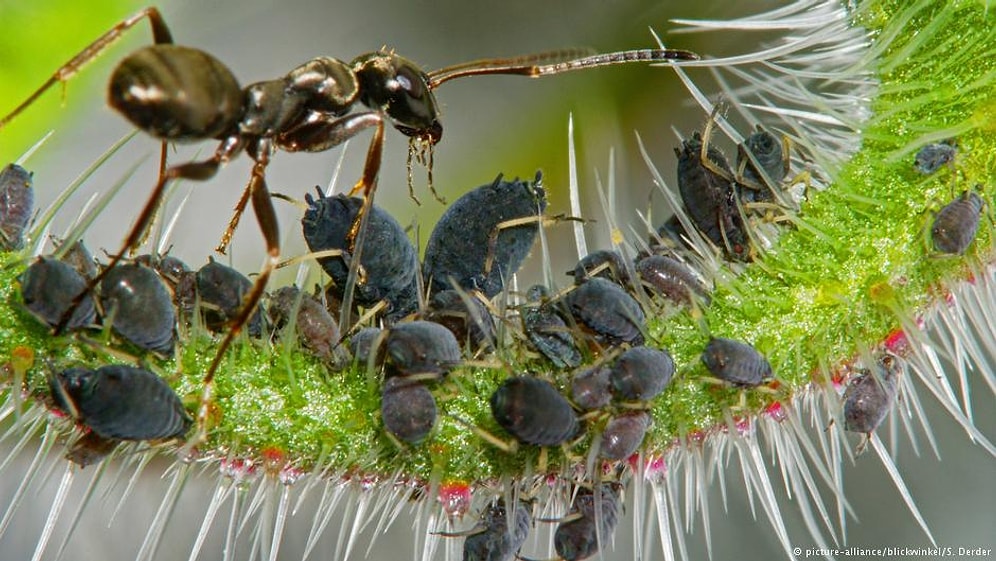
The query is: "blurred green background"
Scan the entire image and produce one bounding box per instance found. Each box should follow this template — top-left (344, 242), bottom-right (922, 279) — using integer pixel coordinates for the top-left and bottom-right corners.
top-left (0, 1), bottom-right (992, 560)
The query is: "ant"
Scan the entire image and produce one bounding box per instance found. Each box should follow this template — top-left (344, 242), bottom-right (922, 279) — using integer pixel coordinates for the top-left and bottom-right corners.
top-left (0, 7), bottom-right (699, 447)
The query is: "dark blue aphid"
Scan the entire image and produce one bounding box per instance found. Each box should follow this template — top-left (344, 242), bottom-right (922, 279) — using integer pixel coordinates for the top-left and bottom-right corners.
top-left (194, 258), bottom-right (265, 337)
top-left (522, 285), bottom-right (581, 369)
top-left (565, 277), bottom-right (646, 347)
top-left (701, 337), bottom-right (773, 388)
top-left (609, 346), bottom-right (675, 402)
top-left (737, 126), bottom-right (785, 202)
top-left (599, 411), bottom-right (652, 461)
top-left (18, 256), bottom-right (96, 330)
top-left (49, 365), bottom-right (191, 441)
top-left (554, 482), bottom-right (624, 561)
top-left (675, 132), bottom-right (750, 261)
top-left (0, 163), bottom-right (33, 250)
top-left (843, 355), bottom-right (899, 436)
top-left (423, 172), bottom-right (546, 298)
top-left (100, 263), bottom-right (176, 354)
top-left (490, 376), bottom-right (579, 447)
top-left (302, 190), bottom-right (419, 321)
top-left (932, 190), bottom-right (984, 255)
top-left (384, 320), bottom-right (461, 377)
top-left (914, 141), bottom-right (957, 175)
top-left (381, 376), bottom-right (437, 444)
top-left (463, 499), bottom-right (532, 561)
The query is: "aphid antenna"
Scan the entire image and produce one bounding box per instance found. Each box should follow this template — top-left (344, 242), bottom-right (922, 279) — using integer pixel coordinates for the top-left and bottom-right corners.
top-left (275, 248), bottom-right (347, 270)
top-left (268, 191), bottom-right (309, 211)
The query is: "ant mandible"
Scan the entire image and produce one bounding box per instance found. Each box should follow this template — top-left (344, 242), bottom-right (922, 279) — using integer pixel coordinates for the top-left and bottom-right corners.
top-left (0, 7), bottom-right (698, 447)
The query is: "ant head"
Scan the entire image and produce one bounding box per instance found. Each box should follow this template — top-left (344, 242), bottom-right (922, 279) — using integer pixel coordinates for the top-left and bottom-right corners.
top-left (351, 50), bottom-right (442, 145)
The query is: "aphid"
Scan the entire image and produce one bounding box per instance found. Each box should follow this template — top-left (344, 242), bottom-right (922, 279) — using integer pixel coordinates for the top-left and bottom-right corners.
top-left (842, 354), bottom-right (900, 437)
top-left (931, 190), bottom-right (984, 255)
top-left (675, 131), bottom-right (750, 261)
top-left (522, 284), bottom-right (582, 369)
top-left (565, 277), bottom-right (646, 347)
top-left (18, 256), bottom-right (96, 330)
top-left (554, 482), bottom-right (624, 561)
top-left (570, 365), bottom-right (612, 411)
top-left (701, 337), bottom-right (773, 388)
top-left (736, 126), bottom-right (787, 202)
top-left (48, 364), bottom-right (191, 441)
top-left (384, 320), bottom-right (462, 378)
top-left (0, 163), bottom-right (33, 251)
top-left (302, 190), bottom-right (419, 321)
top-left (461, 499), bottom-right (533, 561)
top-left (599, 411), bottom-right (652, 461)
top-left (490, 376), bottom-right (579, 447)
top-left (635, 254), bottom-right (711, 307)
top-left (609, 346), bottom-right (675, 402)
top-left (99, 263), bottom-right (176, 354)
top-left (914, 140), bottom-right (957, 175)
top-left (380, 376), bottom-right (437, 444)
top-left (569, 249), bottom-right (630, 287)
top-left (268, 286), bottom-right (345, 366)
top-left (422, 289), bottom-right (497, 353)
top-left (194, 258), bottom-right (266, 337)
top-left (423, 172), bottom-right (546, 298)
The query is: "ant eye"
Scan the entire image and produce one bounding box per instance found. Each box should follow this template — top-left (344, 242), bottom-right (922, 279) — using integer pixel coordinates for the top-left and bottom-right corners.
top-left (353, 53), bottom-right (442, 142)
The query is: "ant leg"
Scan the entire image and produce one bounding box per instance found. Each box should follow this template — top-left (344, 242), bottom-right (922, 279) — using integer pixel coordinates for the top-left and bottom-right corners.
top-left (0, 7), bottom-right (173, 129)
top-left (216, 181), bottom-right (254, 255)
top-left (191, 155), bottom-right (280, 448)
top-left (53, 136), bottom-right (244, 335)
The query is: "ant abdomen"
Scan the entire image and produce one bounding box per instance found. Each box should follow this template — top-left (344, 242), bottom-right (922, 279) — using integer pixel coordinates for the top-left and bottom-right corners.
top-left (109, 44), bottom-right (242, 140)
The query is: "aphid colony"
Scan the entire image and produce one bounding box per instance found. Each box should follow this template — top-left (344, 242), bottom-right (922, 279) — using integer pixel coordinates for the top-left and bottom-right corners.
top-left (3, 123), bottom-right (983, 559)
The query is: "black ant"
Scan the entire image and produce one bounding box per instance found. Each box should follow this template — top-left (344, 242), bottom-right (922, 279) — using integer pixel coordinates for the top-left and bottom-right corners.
top-left (0, 7), bottom-right (699, 446)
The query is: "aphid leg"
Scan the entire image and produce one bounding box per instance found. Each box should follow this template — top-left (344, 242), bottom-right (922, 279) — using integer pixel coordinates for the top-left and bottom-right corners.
top-left (190, 156), bottom-right (281, 449)
top-left (0, 7), bottom-right (174, 129)
top-left (696, 103), bottom-right (737, 184)
top-left (53, 137), bottom-right (245, 335)
top-left (481, 214), bottom-right (573, 280)
top-left (449, 414), bottom-right (519, 454)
